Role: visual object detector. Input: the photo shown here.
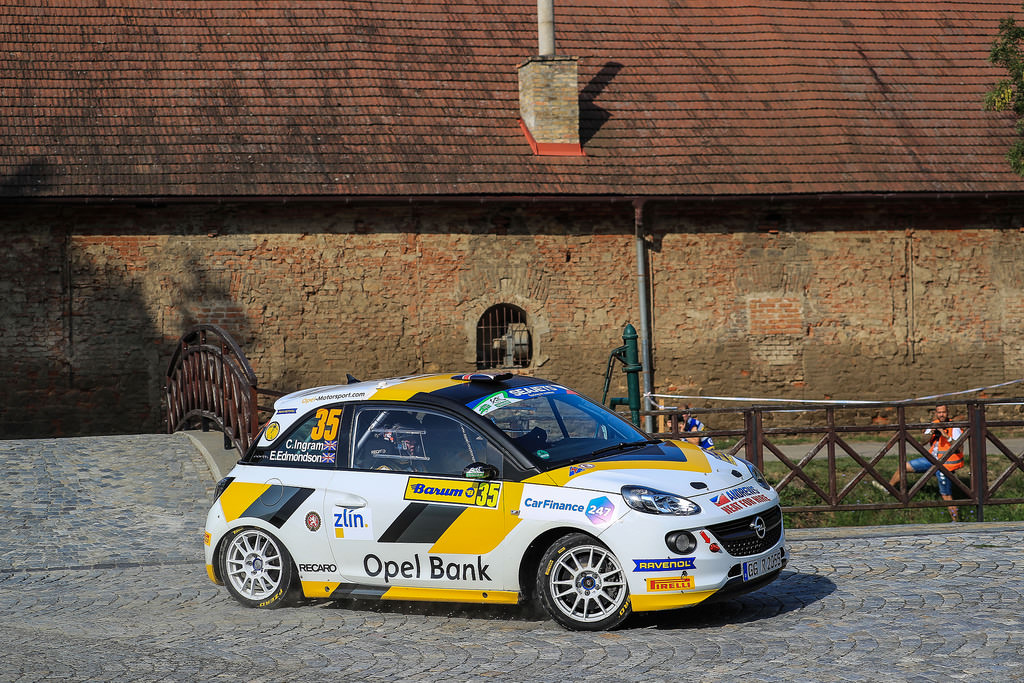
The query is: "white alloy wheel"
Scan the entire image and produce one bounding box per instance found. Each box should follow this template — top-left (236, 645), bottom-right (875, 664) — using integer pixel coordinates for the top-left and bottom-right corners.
top-left (220, 527), bottom-right (294, 608)
top-left (538, 533), bottom-right (631, 630)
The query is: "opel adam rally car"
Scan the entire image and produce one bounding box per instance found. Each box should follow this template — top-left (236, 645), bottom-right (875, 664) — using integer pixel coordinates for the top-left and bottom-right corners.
top-left (204, 373), bottom-right (787, 630)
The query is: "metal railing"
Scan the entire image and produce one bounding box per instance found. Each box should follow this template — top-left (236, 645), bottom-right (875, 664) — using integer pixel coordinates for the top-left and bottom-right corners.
top-left (164, 324), bottom-right (283, 455)
top-left (647, 400), bottom-right (1024, 521)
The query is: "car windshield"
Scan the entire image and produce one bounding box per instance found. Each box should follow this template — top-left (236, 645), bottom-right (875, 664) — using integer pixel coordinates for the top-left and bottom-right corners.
top-left (467, 384), bottom-right (651, 468)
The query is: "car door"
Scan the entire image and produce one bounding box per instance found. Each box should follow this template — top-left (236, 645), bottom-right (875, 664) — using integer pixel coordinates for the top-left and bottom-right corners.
top-left (326, 404), bottom-right (517, 598)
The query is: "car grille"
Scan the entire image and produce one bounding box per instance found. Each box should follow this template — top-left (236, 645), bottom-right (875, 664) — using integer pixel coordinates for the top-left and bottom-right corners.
top-left (705, 505), bottom-right (783, 557)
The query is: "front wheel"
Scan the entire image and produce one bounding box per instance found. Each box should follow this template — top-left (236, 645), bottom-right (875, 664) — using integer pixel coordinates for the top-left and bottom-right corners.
top-left (536, 533), bottom-right (631, 630)
top-left (219, 527), bottom-right (296, 608)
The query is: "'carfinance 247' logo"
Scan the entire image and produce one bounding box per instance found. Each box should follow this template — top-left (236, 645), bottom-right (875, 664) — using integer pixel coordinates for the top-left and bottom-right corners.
top-left (585, 496), bottom-right (615, 525)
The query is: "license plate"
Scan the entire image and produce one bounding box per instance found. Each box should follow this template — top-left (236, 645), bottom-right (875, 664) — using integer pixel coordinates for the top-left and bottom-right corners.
top-left (742, 548), bottom-right (783, 581)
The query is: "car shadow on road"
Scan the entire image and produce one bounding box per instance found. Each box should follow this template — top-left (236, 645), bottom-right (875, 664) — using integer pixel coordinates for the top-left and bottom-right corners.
top-left (632, 569), bottom-right (837, 630)
top-left (317, 569), bottom-right (835, 630)
top-left (319, 595), bottom-right (549, 624)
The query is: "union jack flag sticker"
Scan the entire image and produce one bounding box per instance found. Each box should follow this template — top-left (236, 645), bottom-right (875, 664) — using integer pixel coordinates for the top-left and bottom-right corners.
top-left (322, 440), bottom-right (337, 464)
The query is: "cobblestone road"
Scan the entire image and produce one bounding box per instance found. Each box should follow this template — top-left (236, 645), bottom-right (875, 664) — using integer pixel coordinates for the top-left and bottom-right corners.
top-left (1, 434), bottom-right (1022, 682)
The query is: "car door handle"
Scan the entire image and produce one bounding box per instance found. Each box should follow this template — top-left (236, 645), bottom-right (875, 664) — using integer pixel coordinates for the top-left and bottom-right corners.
top-left (333, 494), bottom-right (367, 509)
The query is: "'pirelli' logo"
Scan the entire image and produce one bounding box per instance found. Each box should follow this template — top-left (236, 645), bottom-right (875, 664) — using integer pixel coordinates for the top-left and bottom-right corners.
top-left (646, 576), bottom-right (695, 592)
top-left (404, 477), bottom-right (501, 508)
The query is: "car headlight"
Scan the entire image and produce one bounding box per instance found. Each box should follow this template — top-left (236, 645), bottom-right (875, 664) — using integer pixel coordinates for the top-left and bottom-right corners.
top-left (740, 460), bottom-right (772, 490)
top-left (621, 485), bottom-right (701, 515)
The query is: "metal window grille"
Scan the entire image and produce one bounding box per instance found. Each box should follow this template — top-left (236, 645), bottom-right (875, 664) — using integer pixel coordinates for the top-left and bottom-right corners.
top-left (476, 304), bottom-right (532, 369)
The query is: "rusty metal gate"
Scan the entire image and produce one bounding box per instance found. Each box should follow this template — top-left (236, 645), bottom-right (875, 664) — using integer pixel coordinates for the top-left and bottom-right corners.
top-left (164, 324), bottom-right (283, 455)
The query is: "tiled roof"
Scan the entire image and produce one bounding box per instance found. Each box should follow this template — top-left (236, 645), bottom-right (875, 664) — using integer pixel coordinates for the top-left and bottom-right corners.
top-left (1, 0), bottom-right (1022, 198)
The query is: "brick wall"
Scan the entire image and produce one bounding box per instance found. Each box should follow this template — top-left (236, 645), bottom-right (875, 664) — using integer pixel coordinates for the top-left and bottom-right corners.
top-left (3, 195), bottom-right (1024, 437)
top-left (649, 196), bottom-right (1024, 401)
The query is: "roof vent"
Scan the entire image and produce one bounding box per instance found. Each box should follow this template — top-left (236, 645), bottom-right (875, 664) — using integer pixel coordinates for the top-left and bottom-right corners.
top-left (517, 0), bottom-right (583, 156)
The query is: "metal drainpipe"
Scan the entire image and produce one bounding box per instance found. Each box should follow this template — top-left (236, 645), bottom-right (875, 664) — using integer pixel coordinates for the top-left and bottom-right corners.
top-left (634, 200), bottom-right (654, 433)
top-left (538, 0), bottom-right (555, 56)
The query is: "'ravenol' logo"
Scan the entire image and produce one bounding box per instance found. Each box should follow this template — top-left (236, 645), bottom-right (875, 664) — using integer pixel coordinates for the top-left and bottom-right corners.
top-left (632, 557), bottom-right (696, 572)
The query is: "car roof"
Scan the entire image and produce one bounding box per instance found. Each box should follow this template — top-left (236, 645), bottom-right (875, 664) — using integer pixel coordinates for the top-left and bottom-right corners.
top-left (273, 372), bottom-right (548, 415)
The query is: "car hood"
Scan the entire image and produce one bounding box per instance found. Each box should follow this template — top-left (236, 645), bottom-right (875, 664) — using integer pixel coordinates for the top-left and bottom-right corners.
top-left (532, 439), bottom-right (765, 498)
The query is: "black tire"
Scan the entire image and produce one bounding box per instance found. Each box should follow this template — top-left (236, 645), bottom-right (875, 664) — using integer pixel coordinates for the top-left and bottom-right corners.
top-left (219, 527), bottom-right (297, 609)
top-left (536, 532), bottom-right (632, 631)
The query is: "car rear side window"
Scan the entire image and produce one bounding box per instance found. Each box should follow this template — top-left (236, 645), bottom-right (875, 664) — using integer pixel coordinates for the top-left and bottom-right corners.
top-left (247, 406), bottom-right (343, 469)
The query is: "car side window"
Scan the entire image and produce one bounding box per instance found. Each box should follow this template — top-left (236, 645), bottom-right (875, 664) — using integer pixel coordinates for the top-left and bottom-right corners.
top-left (248, 406), bottom-right (343, 468)
top-left (419, 412), bottom-right (503, 477)
top-left (351, 407), bottom-right (503, 477)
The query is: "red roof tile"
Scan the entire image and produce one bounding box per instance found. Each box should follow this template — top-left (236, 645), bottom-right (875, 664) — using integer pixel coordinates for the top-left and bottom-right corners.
top-left (1, 0), bottom-right (1023, 198)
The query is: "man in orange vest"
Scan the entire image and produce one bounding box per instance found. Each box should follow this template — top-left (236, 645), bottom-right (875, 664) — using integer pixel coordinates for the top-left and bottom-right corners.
top-left (888, 405), bottom-right (965, 522)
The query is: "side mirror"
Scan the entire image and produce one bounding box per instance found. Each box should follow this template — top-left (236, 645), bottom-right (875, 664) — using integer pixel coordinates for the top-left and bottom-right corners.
top-left (463, 462), bottom-right (499, 480)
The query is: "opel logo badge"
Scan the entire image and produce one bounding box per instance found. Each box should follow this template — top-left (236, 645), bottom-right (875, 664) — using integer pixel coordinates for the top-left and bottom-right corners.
top-left (751, 516), bottom-right (766, 539)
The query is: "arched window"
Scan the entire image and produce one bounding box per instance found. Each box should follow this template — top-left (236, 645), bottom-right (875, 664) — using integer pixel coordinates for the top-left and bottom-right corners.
top-left (476, 304), bottom-right (532, 369)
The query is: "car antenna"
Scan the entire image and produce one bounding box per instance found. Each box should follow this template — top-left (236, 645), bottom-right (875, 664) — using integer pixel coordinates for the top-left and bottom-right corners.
top-left (346, 374), bottom-right (361, 384)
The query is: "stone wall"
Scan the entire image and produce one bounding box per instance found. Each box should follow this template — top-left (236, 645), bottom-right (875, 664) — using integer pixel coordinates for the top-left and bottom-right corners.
top-left (648, 196), bottom-right (1024, 406)
top-left (3, 195), bottom-right (1024, 437)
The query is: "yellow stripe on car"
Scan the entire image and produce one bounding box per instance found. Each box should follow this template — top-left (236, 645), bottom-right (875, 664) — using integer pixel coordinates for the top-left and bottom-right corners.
top-left (302, 581), bottom-right (343, 597)
top-left (371, 375), bottom-right (464, 401)
top-left (429, 481), bottom-right (525, 555)
top-left (532, 450), bottom-right (712, 487)
top-left (382, 586), bottom-right (520, 605)
top-left (630, 589), bottom-right (717, 612)
top-left (218, 481), bottom-right (272, 522)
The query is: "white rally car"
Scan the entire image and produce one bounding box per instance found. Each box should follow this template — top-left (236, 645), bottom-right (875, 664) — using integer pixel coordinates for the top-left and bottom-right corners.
top-left (204, 373), bottom-right (787, 630)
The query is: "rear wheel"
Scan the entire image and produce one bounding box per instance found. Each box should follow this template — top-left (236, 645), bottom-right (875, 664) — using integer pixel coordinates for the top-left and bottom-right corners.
top-left (219, 527), bottom-right (296, 608)
top-left (536, 533), bottom-right (631, 630)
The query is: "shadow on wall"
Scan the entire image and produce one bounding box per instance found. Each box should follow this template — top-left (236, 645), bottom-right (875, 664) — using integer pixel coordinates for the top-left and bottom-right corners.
top-left (0, 206), bottom-right (246, 439)
top-left (580, 62), bottom-right (622, 145)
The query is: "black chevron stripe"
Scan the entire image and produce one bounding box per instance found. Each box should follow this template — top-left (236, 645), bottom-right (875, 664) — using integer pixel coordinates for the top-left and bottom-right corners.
top-left (378, 502), bottom-right (464, 544)
top-left (240, 486), bottom-right (315, 528)
top-left (328, 583), bottom-right (388, 600)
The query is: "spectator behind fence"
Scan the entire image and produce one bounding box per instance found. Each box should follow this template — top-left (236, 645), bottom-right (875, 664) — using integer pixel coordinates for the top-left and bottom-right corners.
top-left (680, 405), bottom-right (714, 450)
top-left (886, 405), bottom-right (965, 522)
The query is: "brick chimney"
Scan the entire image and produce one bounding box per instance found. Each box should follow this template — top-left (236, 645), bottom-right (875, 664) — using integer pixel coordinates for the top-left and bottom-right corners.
top-left (517, 0), bottom-right (583, 156)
